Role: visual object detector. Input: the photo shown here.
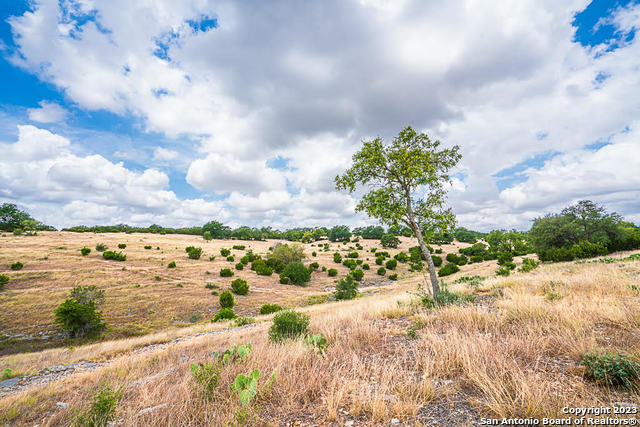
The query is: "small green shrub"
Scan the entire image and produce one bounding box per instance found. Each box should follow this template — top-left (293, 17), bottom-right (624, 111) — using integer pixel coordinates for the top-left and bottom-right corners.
top-left (351, 269), bottom-right (364, 281)
top-left (80, 247), bottom-right (91, 256)
top-left (102, 251), bottom-right (126, 261)
top-left (227, 255), bottom-right (235, 262)
top-left (10, 261), bottom-right (23, 270)
top-left (581, 350), bottom-right (640, 389)
top-left (327, 268), bottom-right (338, 277)
top-left (268, 310), bottom-right (309, 342)
top-left (186, 246), bottom-right (202, 260)
top-left (219, 290), bottom-right (235, 308)
top-left (347, 251), bottom-right (359, 258)
top-left (446, 253), bottom-right (458, 263)
top-left (189, 361), bottom-right (221, 400)
top-left (259, 303), bottom-right (283, 315)
top-left (545, 291), bottom-right (563, 301)
top-left (233, 316), bottom-right (256, 326)
top-left (231, 278), bottom-right (249, 295)
top-left (232, 245), bottom-right (246, 250)
top-left (385, 259), bottom-right (397, 270)
top-left (168, 261), bottom-right (176, 268)
top-left (118, 243), bottom-right (126, 249)
top-left (389, 273), bottom-right (398, 280)
top-left (220, 268), bottom-right (234, 277)
top-left (377, 267), bottom-right (386, 276)
top-left (213, 308), bottom-right (236, 322)
top-left (309, 262), bottom-right (319, 270)
top-left (334, 275), bottom-right (358, 300)
top-left (394, 252), bottom-right (409, 263)
top-left (519, 257), bottom-right (540, 272)
top-left (72, 382), bottom-right (122, 427)
top-left (0, 274), bottom-right (9, 290)
top-left (456, 254), bottom-right (468, 266)
top-left (205, 283), bottom-right (219, 290)
top-left (342, 259), bottom-right (357, 270)
top-left (235, 262), bottom-right (244, 270)
top-left (431, 255), bottom-right (443, 267)
top-left (312, 251), bottom-right (317, 257)
top-left (362, 263), bottom-right (370, 270)
top-left (95, 243), bottom-right (107, 252)
top-left (55, 298), bottom-right (105, 337)
top-left (220, 248), bottom-right (231, 257)
top-left (144, 245), bottom-right (152, 249)
top-left (281, 261), bottom-right (311, 285)
top-left (496, 265), bottom-right (511, 276)
top-left (333, 252), bottom-right (342, 263)
top-left (279, 275), bottom-right (290, 284)
top-left (470, 255), bottom-right (483, 263)
top-left (438, 262), bottom-right (459, 277)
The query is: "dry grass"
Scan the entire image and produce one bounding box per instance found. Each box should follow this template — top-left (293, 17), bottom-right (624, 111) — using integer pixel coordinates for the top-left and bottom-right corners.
top-left (2, 234), bottom-right (639, 425)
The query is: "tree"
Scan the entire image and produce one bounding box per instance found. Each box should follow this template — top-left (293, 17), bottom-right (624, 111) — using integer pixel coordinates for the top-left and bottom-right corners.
top-left (269, 243), bottom-right (305, 265)
top-left (380, 233), bottom-right (400, 248)
top-left (328, 225), bottom-right (352, 242)
top-left (0, 203), bottom-right (34, 231)
top-left (335, 126), bottom-right (461, 298)
top-left (202, 220), bottom-right (231, 239)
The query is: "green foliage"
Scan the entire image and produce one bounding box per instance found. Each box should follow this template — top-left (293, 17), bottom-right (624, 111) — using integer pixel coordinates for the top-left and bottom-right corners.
top-left (102, 251), bottom-right (126, 261)
top-left (220, 268), bottom-right (234, 277)
top-left (351, 269), bottom-right (364, 281)
top-left (454, 275), bottom-right (486, 288)
top-left (431, 255), bottom-right (443, 267)
top-left (0, 273), bottom-right (9, 290)
top-left (213, 308), bottom-right (236, 322)
top-left (268, 310), bottom-right (309, 342)
top-left (235, 262), bottom-right (244, 270)
top-left (545, 291), bottom-right (563, 301)
top-left (144, 245), bottom-right (152, 249)
top-left (454, 227), bottom-right (484, 243)
top-left (233, 317), bottom-right (256, 327)
top-left (72, 382), bottom-right (122, 427)
top-left (456, 254), bottom-right (468, 265)
top-left (10, 261), bottom-right (23, 270)
top-left (470, 255), bottom-right (484, 263)
top-left (375, 256), bottom-right (383, 265)
top-left (231, 278), bottom-right (249, 295)
top-left (55, 298), bottom-right (104, 337)
top-left (205, 283), bottom-right (219, 290)
top-left (220, 248), bottom-right (231, 257)
top-left (328, 225), bottom-right (352, 242)
top-left (377, 267), bottom-right (386, 276)
top-left (438, 262), bottom-right (459, 277)
top-left (259, 303), bottom-right (283, 315)
top-left (389, 273), bottom-right (398, 280)
top-left (362, 263), bottom-right (370, 270)
top-left (333, 252), bottom-right (342, 263)
top-left (80, 247), bottom-right (91, 256)
top-left (233, 245), bottom-right (246, 250)
top-left (354, 225), bottom-right (385, 239)
top-left (327, 268), bottom-right (338, 277)
top-left (394, 252), bottom-right (409, 263)
top-left (279, 275), bottom-right (290, 284)
top-left (189, 361), bottom-right (221, 401)
top-left (496, 265), bottom-right (511, 276)
top-left (270, 243), bottom-right (305, 264)
top-left (202, 230), bottom-right (212, 241)
top-left (202, 220), bottom-right (231, 239)
top-left (231, 368), bottom-right (276, 411)
top-left (380, 233), bottom-right (400, 248)
top-left (226, 255), bottom-right (235, 262)
top-left (219, 290), bottom-right (235, 308)
top-left (71, 285), bottom-right (105, 306)
top-left (409, 261), bottom-right (423, 272)
top-left (250, 259), bottom-right (272, 276)
top-left (385, 258), bottom-right (397, 270)
top-left (519, 257), bottom-right (540, 272)
top-left (497, 252), bottom-right (513, 265)
top-left (185, 246), bottom-right (202, 259)
top-left (446, 253), bottom-right (458, 263)
top-left (342, 259), bottom-right (357, 270)
top-left (420, 286), bottom-right (475, 308)
top-left (309, 262), bottom-right (319, 270)
top-left (303, 333), bottom-right (327, 355)
top-left (168, 261), bottom-right (176, 268)
top-left (281, 261), bottom-right (311, 285)
top-left (95, 243), bottom-right (107, 252)
top-left (117, 243), bottom-right (126, 249)
top-left (347, 251), bottom-right (359, 258)
top-left (334, 274), bottom-right (358, 300)
top-left (581, 350), bottom-right (640, 389)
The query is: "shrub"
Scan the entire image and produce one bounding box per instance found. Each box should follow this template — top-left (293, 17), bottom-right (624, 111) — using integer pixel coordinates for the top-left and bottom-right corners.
top-left (309, 262), bottom-right (319, 270)
top-left (362, 263), bottom-right (370, 270)
top-left (95, 243), bottom-right (107, 252)
top-left (385, 259), bottom-right (397, 270)
top-left (435, 248), bottom-right (443, 254)
top-left (389, 273), bottom-right (398, 280)
top-left (351, 269), bottom-right (364, 281)
top-left (189, 361), bottom-right (221, 401)
top-left (312, 251), bottom-right (317, 257)
top-left (375, 257), bottom-right (383, 265)
top-left (10, 261), bottom-right (23, 270)
top-left (80, 247), bottom-right (91, 256)
top-left (168, 261), bottom-right (176, 268)
top-left (118, 243), bottom-right (126, 249)
top-left (377, 267), bottom-right (386, 276)
top-left (571, 241), bottom-right (608, 259)
top-left (233, 262), bottom-right (243, 271)
top-left (497, 252), bottom-right (514, 265)
top-left (259, 303), bottom-right (283, 315)
top-left (268, 310), bottom-right (310, 342)
top-left (538, 247), bottom-right (575, 262)
top-left (55, 298), bottom-right (105, 337)
top-left (334, 275), bottom-right (358, 300)
top-left (205, 283), bottom-right (219, 290)
top-left (213, 308), bottom-right (236, 322)
top-left (438, 262), bottom-right (460, 277)
top-left (380, 233), bottom-right (400, 248)
top-left (581, 350), bottom-right (640, 388)
top-left (226, 255), bottom-right (235, 262)
top-left (394, 252), bottom-right (409, 263)
top-left (144, 245), bottom-right (152, 249)
top-left (445, 253), bottom-right (458, 263)
top-left (231, 278), bottom-right (249, 295)
top-left (71, 285), bottom-right (105, 306)
top-left (546, 291), bottom-right (563, 301)
top-left (279, 275), bottom-right (290, 284)
top-left (270, 243), bottom-right (305, 264)
top-left (333, 252), bottom-right (342, 263)
top-left (73, 382), bottom-right (122, 427)
top-left (470, 255), bottom-right (484, 263)
top-left (342, 259), bottom-right (357, 270)
top-left (0, 274), bottom-right (9, 290)
top-left (220, 248), bottom-right (231, 257)
top-left (203, 231), bottom-right (212, 241)
top-left (209, 256), bottom-right (216, 261)
top-left (504, 261), bottom-right (517, 270)
top-left (185, 246), bottom-right (202, 260)
top-left (519, 257), bottom-right (540, 272)
top-left (233, 316), bottom-right (256, 327)
top-left (496, 265), bottom-right (511, 276)
top-left (251, 259), bottom-right (273, 276)
top-left (232, 245), bottom-right (246, 250)
top-left (409, 261), bottom-right (423, 272)
top-left (219, 290), bottom-right (235, 308)
top-left (281, 261), bottom-right (311, 285)
top-left (409, 246), bottom-right (426, 262)
top-left (431, 255), bottom-right (443, 267)
top-left (220, 268), bottom-right (234, 277)
top-left (328, 268), bottom-right (338, 277)
top-left (102, 251), bottom-right (126, 261)
top-left (347, 251), bottom-right (359, 258)
top-left (456, 254), bottom-right (468, 266)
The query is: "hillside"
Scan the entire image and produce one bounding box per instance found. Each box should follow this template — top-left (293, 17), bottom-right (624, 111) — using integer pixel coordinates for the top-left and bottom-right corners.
top-left (1, 232), bottom-right (639, 425)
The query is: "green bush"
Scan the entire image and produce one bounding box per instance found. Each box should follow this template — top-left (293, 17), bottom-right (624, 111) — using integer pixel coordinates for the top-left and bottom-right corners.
top-left (168, 261), bottom-right (176, 268)
top-left (220, 268), bottom-right (234, 277)
top-left (259, 303), bottom-right (283, 315)
top-left (375, 257), bottom-right (383, 265)
top-left (470, 255), bottom-right (484, 263)
top-left (279, 275), bottom-right (290, 284)
top-left (234, 262), bottom-right (244, 271)
top-left (71, 285), bottom-right (105, 306)
top-left (342, 259), bottom-right (357, 270)
top-left (409, 261), bottom-right (423, 272)
top-left (362, 263), bottom-right (370, 270)
top-left (251, 259), bottom-right (273, 276)
top-left (377, 267), bottom-right (386, 276)
top-left (581, 350), bottom-right (640, 388)
top-left (327, 268), bottom-right (338, 277)
top-left (231, 279), bottom-right (249, 295)
top-left (389, 274), bottom-right (398, 280)
top-left (189, 361), bottom-right (220, 400)
top-left (347, 251), bottom-right (359, 258)
top-left (456, 254), bottom-right (468, 266)
top-left (281, 261), bottom-right (311, 285)
top-left (213, 308), bottom-right (236, 322)
top-left (118, 243), bottom-right (126, 249)
top-left (519, 257), bottom-right (540, 272)
top-left (438, 262), bottom-right (459, 277)
top-left (10, 261), bottom-right (23, 270)
top-left (496, 265), bottom-right (511, 276)
top-left (205, 283), bottom-right (219, 290)
top-left (545, 291), bottom-right (563, 301)
top-left (445, 253), bottom-right (458, 263)
top-left (571, 241), bottom-right (608, 259)
top-left (309, 262), bottom-right (319, 270)
top-left (219, 290), bottom-right (235, 308)
top-left (333, 252), bottom-right (342, 263)
top-left (268, 310), bottom-right (310, 342)
top-left (334, 275), bottom-right (358, 300)
top-left (232, 245), bottom-right (246, 250)
top-left (55, 298), bottom-right (105, 337)
top-left (351, 269), bottom-right (364, 281)
top-left (73, 382), bottom-right (122, 427)
top-left (394, 252), bottom-right (409, 263)
top-left (431, 255), bottom-right (443, 267)
top-left (80, 247), bottom-right (91, 256)
top-left (186, 247), bottom-right (202, 259)
top-left (95, 243), bottom-right (107, 252)
top-left (421, 287), bottom-right (475, 308)
top-left (0, 274), bottom-right (9, 290)
top-left (102, 251), bottom-right (126, 261)
top-left (269, 243), bottom-right (305, 264)
top-left (220, 248), bottom-right (231, 257)
top-left (385, 259), bottom-right (397, 270)
top-left (312, 251), bottom-right (317, 257)
top-left (497, 252), bottom-right (513, 265)
top-left (144, 245), bottom-right (152, 249)
top-left (380, 233), bottom-right (400, 248)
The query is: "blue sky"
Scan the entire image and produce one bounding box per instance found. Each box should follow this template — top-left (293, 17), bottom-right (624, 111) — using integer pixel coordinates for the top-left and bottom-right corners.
top-left (0, 0), bottom-right (639, 230)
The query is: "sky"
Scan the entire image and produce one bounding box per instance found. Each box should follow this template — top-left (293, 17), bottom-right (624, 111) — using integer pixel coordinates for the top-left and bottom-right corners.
top-left (0, 0), bottom-right (638, 231)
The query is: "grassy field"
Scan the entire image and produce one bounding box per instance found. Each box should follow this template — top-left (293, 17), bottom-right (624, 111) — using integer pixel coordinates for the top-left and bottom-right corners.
top-left (1, 233), bottom-right (638, 425)
top-left (0, 232), bottom-right (491, 354)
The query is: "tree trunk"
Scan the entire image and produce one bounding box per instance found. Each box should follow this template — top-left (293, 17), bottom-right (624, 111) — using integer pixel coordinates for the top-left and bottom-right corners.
top-left (413, 225), bottom-right (440, 298)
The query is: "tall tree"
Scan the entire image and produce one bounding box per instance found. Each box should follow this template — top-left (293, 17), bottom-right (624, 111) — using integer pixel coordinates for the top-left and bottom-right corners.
top-left (0, 203), bottom-right (34, 231)
top-left (335, 126), bottom-right (461, 297)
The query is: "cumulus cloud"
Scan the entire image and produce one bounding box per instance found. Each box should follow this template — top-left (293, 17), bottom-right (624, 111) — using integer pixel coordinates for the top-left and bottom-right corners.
top-left (27, 100), bottom-right (68, 123)
top-left (4, 0), bottom-right (640, 229)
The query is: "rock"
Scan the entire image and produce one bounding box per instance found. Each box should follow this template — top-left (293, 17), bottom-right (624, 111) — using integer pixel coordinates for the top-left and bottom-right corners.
top-left (345, 421), bottom-right (354, 427)
top-left (391, 419), bottom-right (400, 424)
top-left (137, 403), bottom-right (168, 416)
top-left (0, 377), bottom-right (20, 389)
top-left (56, 402), bottom-right (68, 409)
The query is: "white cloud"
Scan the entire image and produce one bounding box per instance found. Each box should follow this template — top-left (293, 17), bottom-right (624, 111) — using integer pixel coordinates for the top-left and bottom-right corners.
top-left (152, 147), bottom-right (179, 162)
top-left (27, 100), bottom-right (68, 123)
